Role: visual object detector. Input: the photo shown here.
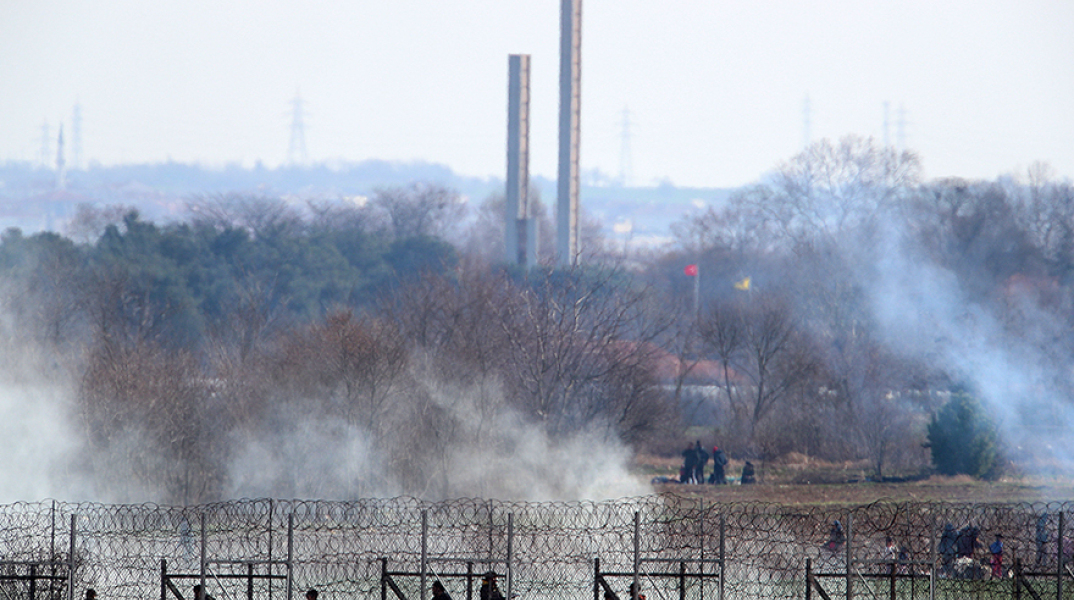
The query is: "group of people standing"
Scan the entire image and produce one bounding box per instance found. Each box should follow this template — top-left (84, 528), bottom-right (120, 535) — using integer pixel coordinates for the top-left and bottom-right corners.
top-left (429, 571), bottom-right (504, 600)
top-left (680, 441), bottom-right (753, 484)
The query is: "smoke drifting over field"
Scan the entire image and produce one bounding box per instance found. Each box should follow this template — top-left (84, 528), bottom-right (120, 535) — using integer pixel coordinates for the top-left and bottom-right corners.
top-left (223, 373), bottom-right (648, 502)
top-left (0, 378), bottom-right (77, 502)
top-left (0, 337), bottom-right (648, 504)
top-left (865, 221), bottom-right (1074, 472)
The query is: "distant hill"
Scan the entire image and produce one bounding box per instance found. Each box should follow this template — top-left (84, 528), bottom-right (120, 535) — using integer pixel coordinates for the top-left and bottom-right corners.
top-left (0, 160), bottom-right (737, 243)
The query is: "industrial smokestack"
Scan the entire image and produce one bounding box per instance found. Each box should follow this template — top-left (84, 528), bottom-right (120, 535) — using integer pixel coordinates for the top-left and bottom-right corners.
top-left (505, 54), bottom-right (534, 267)
top-left (556, 0), bottom-right (581, 267)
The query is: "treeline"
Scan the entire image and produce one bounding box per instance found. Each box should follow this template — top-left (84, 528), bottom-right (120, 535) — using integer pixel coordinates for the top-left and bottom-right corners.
top-left (2, 136), bottom-right (1073, 502)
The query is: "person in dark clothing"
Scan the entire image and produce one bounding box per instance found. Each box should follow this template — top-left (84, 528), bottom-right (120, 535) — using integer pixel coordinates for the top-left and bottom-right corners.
top-left (740, 461), bottom-right (756, 484)
top-left (693, 441), bottom-right (709, 484)
top-left (681, 444), bottom-right (698, 483)
top-left (957, 526), bottom-right (980, 559)
top-left (825, 521), bottom-right (845, 555)
top-left (1036, 514), bottom-right (1049, 566)
top-left (479, 572), bottom-right (505, 600)
top-left (709, 446), bottom-right (728, 484)
top-left (431, 580), bottom-right (452, 600)
top-left (938, 523), bottom-right (957, 577)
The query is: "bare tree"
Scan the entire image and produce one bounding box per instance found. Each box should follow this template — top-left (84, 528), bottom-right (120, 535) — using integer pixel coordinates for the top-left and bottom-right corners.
top-left (371, 183), bottom-right (467, 242)
top-left (64, 203), bottom-right (138, 245)
top-left (185, 192), bottom-right (307, 239)
top-left (698, 295), bottom-right (820, 453)
top-left (491, 269), bottom-right (670, 441)
top-left (735, 135), bottom-right (921, 251)
top-left (79, 341), bottom-right (226, 503)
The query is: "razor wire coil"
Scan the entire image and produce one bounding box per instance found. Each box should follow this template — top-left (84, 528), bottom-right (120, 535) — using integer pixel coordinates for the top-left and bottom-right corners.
top-left (0, 498), bottom-right (1070, 600)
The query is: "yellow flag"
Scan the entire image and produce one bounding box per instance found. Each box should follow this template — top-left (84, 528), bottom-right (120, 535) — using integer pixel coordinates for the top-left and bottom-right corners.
top-left (734, 276), bottom-right (751, 291)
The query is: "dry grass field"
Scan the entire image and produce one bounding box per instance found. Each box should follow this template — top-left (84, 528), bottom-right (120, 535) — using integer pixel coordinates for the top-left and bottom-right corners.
top-left (635, 452), bottom-right (1074, 505)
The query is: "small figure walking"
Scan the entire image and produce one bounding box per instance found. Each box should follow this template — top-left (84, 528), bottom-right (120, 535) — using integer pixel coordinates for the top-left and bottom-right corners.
top-left (479, 572), bottom-right (505, 600)
top-left (431, 580), bottom-right (452, 600)
top-left (990, 534), bottom-right (1004, 579)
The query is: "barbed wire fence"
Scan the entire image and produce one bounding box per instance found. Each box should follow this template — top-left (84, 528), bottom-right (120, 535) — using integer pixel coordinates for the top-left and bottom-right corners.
top-left (1, 497), bottom-right (1072, 600)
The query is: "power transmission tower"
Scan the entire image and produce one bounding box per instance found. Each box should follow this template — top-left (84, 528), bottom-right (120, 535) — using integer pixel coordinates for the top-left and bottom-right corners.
top-left (618, 106), bottom-right (633, 187)
top-left (287, 92), bottom-right (309, 165)
top-left (56, 125), bottom-right (66, 190)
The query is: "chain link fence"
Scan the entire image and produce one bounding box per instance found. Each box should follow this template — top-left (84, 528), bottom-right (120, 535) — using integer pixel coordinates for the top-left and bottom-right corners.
top-left (2, 498), bottom-right (1073, 600)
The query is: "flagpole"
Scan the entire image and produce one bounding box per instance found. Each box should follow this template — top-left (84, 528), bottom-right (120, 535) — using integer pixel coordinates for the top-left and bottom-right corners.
top-left (693, 265), bottom-right (700, 318)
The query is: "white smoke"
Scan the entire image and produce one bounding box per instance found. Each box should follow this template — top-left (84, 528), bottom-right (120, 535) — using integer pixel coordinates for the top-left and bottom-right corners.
top-left (866, 220), bottom-right (1074, 471)
top-left (223, 366), bottom-right (652, 502)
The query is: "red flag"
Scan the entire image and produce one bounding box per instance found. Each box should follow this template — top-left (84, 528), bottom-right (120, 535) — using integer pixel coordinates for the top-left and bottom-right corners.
top-left (684, 264), bottom-right (698, 277)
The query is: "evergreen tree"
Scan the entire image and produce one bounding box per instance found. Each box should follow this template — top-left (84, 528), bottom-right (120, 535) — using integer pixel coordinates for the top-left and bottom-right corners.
top-left (927, 386), bottom-right (1002, 479)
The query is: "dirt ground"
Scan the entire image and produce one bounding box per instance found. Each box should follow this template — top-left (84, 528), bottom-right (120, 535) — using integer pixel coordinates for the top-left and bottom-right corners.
top-left (636, 453), bottom-right (1074, 505)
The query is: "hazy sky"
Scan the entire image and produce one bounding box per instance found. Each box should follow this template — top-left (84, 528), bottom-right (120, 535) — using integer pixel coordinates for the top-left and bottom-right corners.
top-left (3, 0), bottom-right (1072, 188)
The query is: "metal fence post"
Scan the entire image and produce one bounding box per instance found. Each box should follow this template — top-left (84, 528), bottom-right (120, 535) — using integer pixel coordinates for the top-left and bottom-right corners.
top-left (593, 558), bottom-right (600, 600)
top-left (678, 561), bottom-right (686, 600)
top-left (507, 513), bottom-right (514, 600)
top-left (421, 510), bottom-right (428, 600)
top-left (929, 518), bottom-right (936, 600)
top-left (68, 514), bottom-right (76, 600)
top-left (1058, 512), bottom-right (1065, 600)
top-left (806, 558), bottom-right (812, 600)
top-left (467, 561), bottom-right (473, 600)
top-left (1014, 558), bottom-right (1021, 600)
top-left (698, 499), bottom-right (704, 600)
top-left (286, 513), bottom-right (294, 600)
top-left (719, 513), bottom-right (725, 600)
top-left (200, 512), bottom-right (207, 597)
top-left (633, 512), bottom-right (640, 597)
top-left (845, 514), bottom-right (853, 600)
top-left (268, 499), bottom-right (274, 600)
top-left (381, 558), bottom-right (388, 600)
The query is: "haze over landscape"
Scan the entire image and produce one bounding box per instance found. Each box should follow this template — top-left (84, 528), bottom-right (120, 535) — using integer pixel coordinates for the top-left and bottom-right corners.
top-left (1, 2), bottom-right (1074, 508)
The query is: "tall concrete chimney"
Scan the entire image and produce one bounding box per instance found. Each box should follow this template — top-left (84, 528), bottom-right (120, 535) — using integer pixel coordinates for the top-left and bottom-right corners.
top-left (556, 0), bottom-right (581, 266)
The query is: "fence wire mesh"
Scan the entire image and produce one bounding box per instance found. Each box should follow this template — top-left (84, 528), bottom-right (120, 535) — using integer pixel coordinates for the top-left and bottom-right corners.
top-left (2, 498), bottom-right (1073, 600)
